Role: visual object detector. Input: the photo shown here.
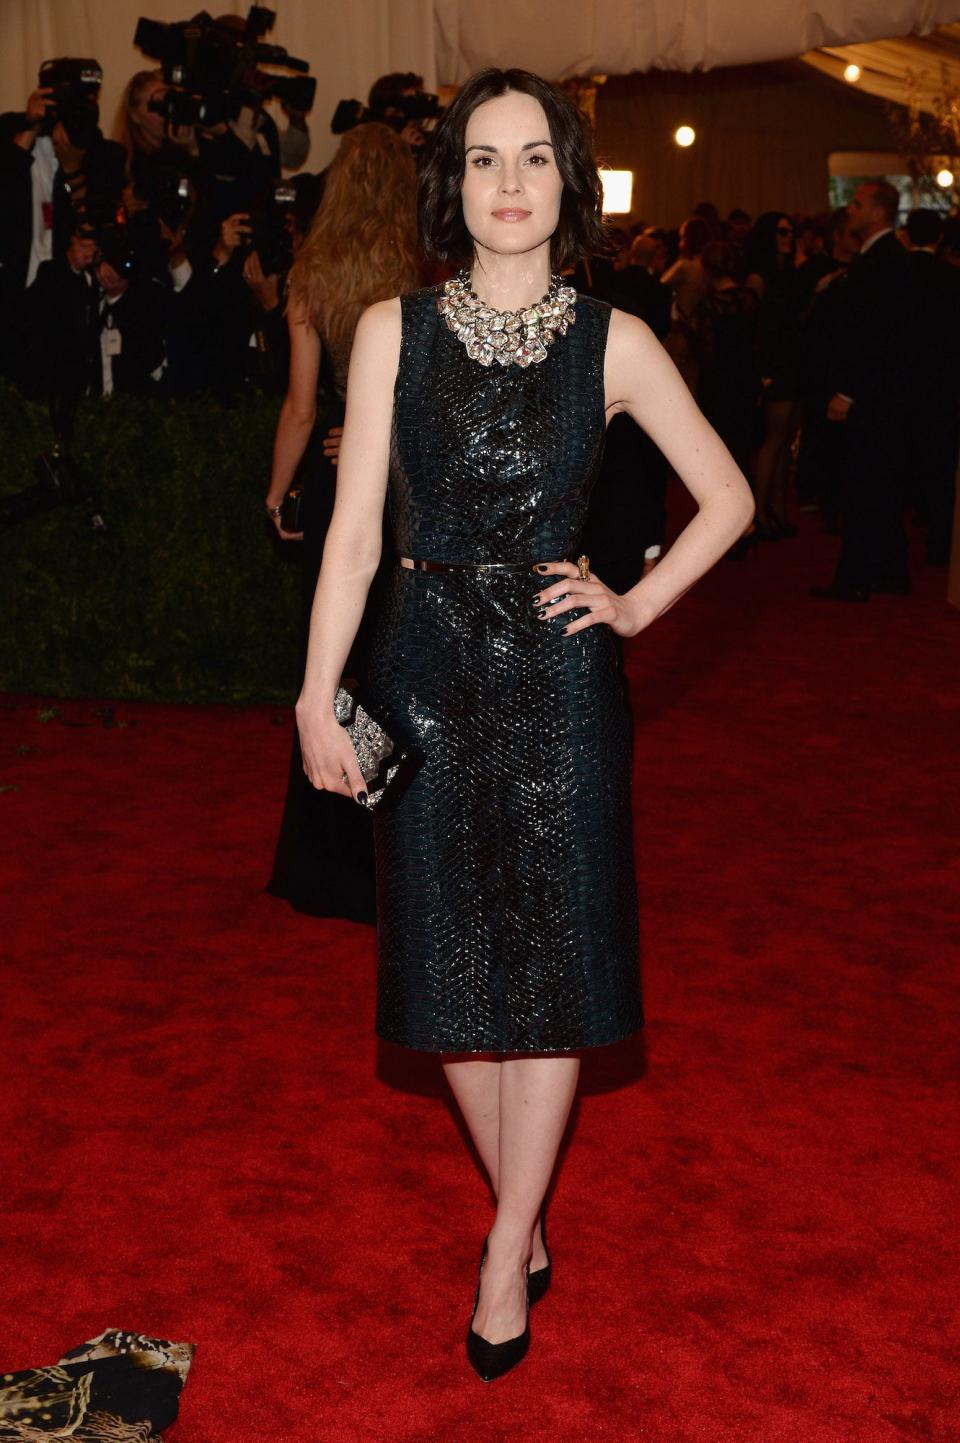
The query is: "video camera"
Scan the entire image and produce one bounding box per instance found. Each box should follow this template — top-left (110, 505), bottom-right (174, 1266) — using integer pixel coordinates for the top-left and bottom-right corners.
top-left (134, 6), bottom-right (316, 129)
top-left (37, 57), bottom-right (104, 151)
top-left (331, 89), bottom-right (442, 137)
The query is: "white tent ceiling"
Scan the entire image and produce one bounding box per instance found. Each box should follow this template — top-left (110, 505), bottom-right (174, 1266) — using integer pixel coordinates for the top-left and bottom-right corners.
top-left (801, 23), bottom-right (960, 113)
top-left (434, 0), bottom-right (960, 77)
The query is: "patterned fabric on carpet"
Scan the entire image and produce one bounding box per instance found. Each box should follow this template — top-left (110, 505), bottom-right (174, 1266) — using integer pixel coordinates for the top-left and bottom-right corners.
top-left (0, 1331), bottom-right (193, 1440)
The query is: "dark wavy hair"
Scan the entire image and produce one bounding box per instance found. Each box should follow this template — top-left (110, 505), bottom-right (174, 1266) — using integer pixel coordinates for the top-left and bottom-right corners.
top-left (418, 68), bottom-right (607, 270)
top-left (744, 211), bottom-right (795, 284)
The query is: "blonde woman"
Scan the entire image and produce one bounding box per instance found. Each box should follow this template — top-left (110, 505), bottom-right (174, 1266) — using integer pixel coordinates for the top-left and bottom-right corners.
top-left (118, 70), bottom-right (200, 181)
top-left (266, 122), bottom-right (420, 923)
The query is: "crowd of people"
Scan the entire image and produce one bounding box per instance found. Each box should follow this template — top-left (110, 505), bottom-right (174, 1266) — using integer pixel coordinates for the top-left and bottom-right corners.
top-left (1, 53), bottom-right (958, 591)
top-left (0, 57), bottom-right (430, 403)
top-left (583, 194), bottom-right (960, 585)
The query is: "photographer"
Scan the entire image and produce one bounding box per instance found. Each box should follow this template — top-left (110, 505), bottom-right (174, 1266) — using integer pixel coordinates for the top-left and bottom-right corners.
top-left (121, 70), bottom-right (205, 186)
top-left (331, 72), bottom-right (442, 168)
top-left (0, 66), bottom-right (124, 381)
top-left (367, 72), bottom-right (434, 155)
top-left (205, 189), bottom-right (297, 397)
top-left (131, 8), bottom-right (316, 237)
top-left (24, 221), bottom-right (155, 401)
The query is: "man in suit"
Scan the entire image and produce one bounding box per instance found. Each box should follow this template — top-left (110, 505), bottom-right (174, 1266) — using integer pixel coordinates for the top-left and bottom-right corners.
top-left (796, 207), bottom-right (860, 526)
top-left (903, 209), bottom-right (960, 565)
top-left (23, 231), bottom-right (165, 403)
top-left (810, 179), bottom-right (914, 601)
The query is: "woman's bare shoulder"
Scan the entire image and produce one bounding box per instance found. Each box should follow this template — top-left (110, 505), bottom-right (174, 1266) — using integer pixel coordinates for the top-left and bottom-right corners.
top-left (604, 305), bottom-right (691, 420)
top-left (355, 296), bottom-right (403, 341)
top-left (606, 306), bottom-right (660, 370)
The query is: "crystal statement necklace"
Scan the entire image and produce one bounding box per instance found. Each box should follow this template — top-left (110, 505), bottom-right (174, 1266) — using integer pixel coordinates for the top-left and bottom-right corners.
top-left (437, 269), bottom-right (578, 368)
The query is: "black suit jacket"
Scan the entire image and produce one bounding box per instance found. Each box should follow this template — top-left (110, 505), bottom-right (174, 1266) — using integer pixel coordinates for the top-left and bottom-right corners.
top-left (0, 119), bottom-right (125, 289)
top-left (829, 230), bottom-right (913, 408)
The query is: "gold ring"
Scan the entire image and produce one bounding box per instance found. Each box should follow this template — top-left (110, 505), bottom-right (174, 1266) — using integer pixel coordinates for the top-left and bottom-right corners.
top-left (577, 554), bottom-right (591, 581)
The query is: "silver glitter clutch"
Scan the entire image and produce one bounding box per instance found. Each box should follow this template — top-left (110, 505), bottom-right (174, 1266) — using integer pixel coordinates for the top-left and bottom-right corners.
top-left (333, 680), bottom-right (412, 808)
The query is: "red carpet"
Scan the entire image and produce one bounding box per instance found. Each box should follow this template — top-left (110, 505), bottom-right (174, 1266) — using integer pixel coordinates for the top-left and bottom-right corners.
top-left (2, 508), bottom-right (958, 1442)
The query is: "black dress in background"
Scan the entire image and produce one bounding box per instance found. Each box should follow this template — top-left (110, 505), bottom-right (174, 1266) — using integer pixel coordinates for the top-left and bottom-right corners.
top-left (576, 261), bottom-right (673, 595)
top-left (754, 263), bottom-right (807, 402)
top-left (266, 335), bottom-right (391, 925)
top-left (365, 286), bottom-right (643, 1053)
top-left (696, 283), bottom-right (761, 479)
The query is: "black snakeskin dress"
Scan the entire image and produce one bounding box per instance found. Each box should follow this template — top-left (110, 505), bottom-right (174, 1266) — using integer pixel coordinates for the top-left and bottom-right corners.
top-left (365, 284), bottom-right (643, 1053)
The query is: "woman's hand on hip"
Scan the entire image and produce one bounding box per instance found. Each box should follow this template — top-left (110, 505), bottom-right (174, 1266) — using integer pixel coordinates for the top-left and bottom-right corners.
top-left (531, 560), bottom-right (645, 638)
top-left (295, 702), bottom-right (368, 805)
top-left (322, 426), bottom-right (343, 465)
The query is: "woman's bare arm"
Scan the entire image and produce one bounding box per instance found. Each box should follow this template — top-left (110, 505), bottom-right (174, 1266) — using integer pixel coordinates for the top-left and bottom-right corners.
top-left (265, 303), bottom-right (320, 535)
top-left (533, 307), bottom-right (754, 637)
top-left (294, 297), bottom-right (401, 801)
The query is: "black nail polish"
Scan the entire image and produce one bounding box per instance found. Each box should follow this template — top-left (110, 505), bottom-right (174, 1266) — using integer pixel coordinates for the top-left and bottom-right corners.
top-left (536, 564), bottom-right (549, 573)
top-left (536, 608), bottom-right (546, 619)
top-left (357, 791), bottom-right (368, 806)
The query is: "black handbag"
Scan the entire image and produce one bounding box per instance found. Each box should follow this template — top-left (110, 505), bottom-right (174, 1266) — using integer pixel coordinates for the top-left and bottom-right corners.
top-left (280, 485), bottom-right (304, 532)
top-left (333, 678), bottom-right (419, 808)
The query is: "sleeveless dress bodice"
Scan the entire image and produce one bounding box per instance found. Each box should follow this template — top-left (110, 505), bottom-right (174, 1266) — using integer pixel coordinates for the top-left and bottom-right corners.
top-left (366, 284), bottom-right (643, 1054)
top-left (389, 286), bottom-right (610, 563)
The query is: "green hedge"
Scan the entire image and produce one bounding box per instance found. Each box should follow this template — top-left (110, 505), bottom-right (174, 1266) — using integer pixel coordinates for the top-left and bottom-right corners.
top-left (0, 382), bottom-right (308, 702)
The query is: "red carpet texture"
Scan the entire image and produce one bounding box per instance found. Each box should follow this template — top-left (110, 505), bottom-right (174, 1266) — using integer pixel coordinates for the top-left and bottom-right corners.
top-left (1, 510), bottom-right (959, 1443)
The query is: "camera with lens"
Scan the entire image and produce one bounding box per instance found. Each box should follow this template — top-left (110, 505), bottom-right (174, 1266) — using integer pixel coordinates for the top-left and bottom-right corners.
top-left (134, 166), bottom-right (194, 231)
top-left (80, 171), bottom-right (193, 282)
top-left (134, 6), bottom-right (316, 131)
top-left (238, 181), bottom-right (295, 276)
top-left (75, 197), bottom-right (137, 279)
top-left (121, 168), bottom-right (196, 276)
top-left (37, 57), bottom-right (104, 151)
top-left (331, 88), bottom-right (442, 137)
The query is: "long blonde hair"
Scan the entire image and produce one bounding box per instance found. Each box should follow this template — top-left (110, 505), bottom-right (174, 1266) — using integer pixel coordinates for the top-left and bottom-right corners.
top-left (288, 122), bottom-right (420, 345)
top-left (117, 69), bottom-right (163, 163)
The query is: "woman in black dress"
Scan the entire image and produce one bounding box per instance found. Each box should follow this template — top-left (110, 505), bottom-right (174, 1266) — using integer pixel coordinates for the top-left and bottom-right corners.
top-left (295, 70), bottom-right (755, 1379)
top-left (696, 239), bottom-right (762, 554)
top-left (744, 211), bottom-right (807, 539)
top-left (264, 125), bottom-right (420, 922)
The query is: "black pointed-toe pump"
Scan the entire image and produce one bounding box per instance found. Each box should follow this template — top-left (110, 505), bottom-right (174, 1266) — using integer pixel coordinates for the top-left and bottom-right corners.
top-left (479, 1211), bottom-right (553, 1306)
top-left (526, 1208), bottom-right (552, 1305)
top-left (466, 1237), bottom-right (531, 1382)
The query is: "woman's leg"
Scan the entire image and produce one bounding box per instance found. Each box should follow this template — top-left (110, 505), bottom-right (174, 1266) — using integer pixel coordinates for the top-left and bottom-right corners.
top-left (753, 398), bottom-right (795, 529)
top-left (466, 1055), bottom-right (580, 1343)
top-left (443, 1057), bottom-right (550, 1271)
top-left (770, 401), bottom-right (802, 525)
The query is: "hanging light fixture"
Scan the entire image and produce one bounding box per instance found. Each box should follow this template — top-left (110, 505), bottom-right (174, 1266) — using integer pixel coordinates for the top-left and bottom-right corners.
top-left (674, 125), bottom-right (695, 148)
top-left (600, 169), bottom-right (634, 214)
